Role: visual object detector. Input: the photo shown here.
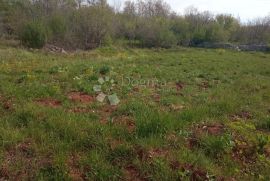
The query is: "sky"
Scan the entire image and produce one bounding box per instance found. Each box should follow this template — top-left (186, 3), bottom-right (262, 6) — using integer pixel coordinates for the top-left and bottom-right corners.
top-left (108, 0), bottom-right (270, 22)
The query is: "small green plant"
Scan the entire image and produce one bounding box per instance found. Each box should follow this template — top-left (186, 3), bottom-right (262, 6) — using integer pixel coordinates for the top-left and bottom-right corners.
top-left (257, 135), bottom-right (268, 154)
top-left (256, 118), bottom-right (270, 131)
top-left (99, 66), bottom-right (110, 75)
top-left (20, 21), bottom-right (47, 48)
top-left (200, 134), bottom-right (232, 158)
top-left (13, 111), bottom-right (34, 128)
top-left (36, 166), bottom-right (68, 180)
top-left (106, 145), bottom-right (135, 165)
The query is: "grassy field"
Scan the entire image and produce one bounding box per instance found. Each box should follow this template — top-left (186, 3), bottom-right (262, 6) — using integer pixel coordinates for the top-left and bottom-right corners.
top-left (0, 44), bottom-right (270, 180)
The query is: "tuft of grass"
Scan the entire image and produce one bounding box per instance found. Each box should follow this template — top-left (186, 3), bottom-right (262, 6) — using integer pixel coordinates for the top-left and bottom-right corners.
top-left (36, 166), bottom-right (69, 181)
top-left (256, 117), bottom-right (270, 131)
top-left (99, 65), bottom-right (110, 75)
top-left (200, 134), bottom-right (233, 158)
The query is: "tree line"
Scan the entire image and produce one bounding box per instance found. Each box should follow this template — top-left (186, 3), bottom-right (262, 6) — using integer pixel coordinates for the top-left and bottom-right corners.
top-left (0, 0), bottom-right (269, 49)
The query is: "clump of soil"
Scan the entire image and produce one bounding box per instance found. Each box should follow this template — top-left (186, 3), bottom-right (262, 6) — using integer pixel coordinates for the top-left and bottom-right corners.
top-left (176, 82), bottom-right (184, 91)
top-left (35, 98), bottom-right (61, 108)
top-left (98, 105), bottom-right (118, 124)
top-left (198, 81), bottom-right (210, 90)
top-left (123, 165), bottom-right (144, 181)
top-left (152, 94), bottom-right (161, 102)
top-left (2, 100), bottom-right (13, 110)
top-left (0, 95), bottom-right (14, 110)
top-left (0, 140), bottom-right (52, 180)
top-left (67, 92), bottom-right (94, 104)
top-left (232, 141), bottom-right (257, 164)
top-left (202, 123), bottom-right (225, 135)
top-left (186, 136), bottom-right (200, 149)
top-left (67, 154), bottom-right (88, 181)
top-left (148, 148), bottom-right (169, 159)
top-left (187, 123), bottom-right (225, 149)
top-left (196, 123), bottom-right (225, 136)
top-left (231, 111), bottom-right (252, 121)
top-left (134, 146), bottom-right (169, 161)
top-left (112, 116), bottom-right (136, 133)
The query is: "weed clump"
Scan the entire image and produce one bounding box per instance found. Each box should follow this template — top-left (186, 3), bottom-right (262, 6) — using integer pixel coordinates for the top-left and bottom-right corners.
top-left (200, 134), bottom-right (233, 158)
top-left (256, 118), bottom-right (270, 131)
top-left (99, 66), bottom-right (110, 75)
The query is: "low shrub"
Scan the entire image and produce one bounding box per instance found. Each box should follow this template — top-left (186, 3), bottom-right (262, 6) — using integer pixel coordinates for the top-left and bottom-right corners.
top-left (20, 21), bottom-right (47, 48)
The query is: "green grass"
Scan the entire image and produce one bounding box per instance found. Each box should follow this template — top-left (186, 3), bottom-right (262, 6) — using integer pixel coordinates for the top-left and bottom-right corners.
top-left (0, 45), bottom-right (270, 180)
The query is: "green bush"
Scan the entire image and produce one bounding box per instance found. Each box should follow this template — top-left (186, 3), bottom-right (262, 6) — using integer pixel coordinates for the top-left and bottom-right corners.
top-left (20, 21), bottom-right (47, 48)
top-left (48, 14), bottom-right (67, 40)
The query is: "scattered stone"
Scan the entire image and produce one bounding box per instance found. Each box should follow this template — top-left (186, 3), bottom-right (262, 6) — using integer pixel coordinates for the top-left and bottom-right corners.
top-left (93, 85), bottom-right (102, 92)
top-left (108, 94), bottom-right (120, 106)
top-left (170, 104), bottom-right (184, 111)
top-left (96, 92), bottom-right (106, 103)
top-left (44, 44), bottom-right (67, 54)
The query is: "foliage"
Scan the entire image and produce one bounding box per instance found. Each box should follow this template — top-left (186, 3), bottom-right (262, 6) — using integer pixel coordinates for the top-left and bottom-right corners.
top-left (1, 0), bottom-right (269, 49)
top-left (19, 21), bottom-right (47, 48)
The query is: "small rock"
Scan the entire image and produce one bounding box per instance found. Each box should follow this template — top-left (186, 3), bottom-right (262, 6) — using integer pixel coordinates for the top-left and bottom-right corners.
top-left (96, 92), bottom-right (106, 103)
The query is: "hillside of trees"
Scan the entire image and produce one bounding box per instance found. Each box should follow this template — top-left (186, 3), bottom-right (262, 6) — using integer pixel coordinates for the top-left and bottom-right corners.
top-left (0, 0), bottom-right (269, 49)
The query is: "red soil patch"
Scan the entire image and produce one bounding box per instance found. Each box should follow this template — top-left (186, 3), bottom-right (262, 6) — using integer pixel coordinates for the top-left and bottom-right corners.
top-left (176, 82), bottom-right (184, 91)
top-left (135, 146), bottom-right (149, 161)
top-left (108, 139), bottom-right (124, 150)
top-left (35, 98), bottom-right (61, 108)
top-left (231, 111), bottom-right (252, 121)
top-left (67, 154), bottom-right (88, 181)
top-left (98, 105), bottom-right (118, 124)
top-left (133, 86), bottom-right (140, 92)
top-left (264, 146), bottom-right (270, 158)
top-left (68, 92), bottom-right (94, 103)
top-left (2, 100), bottom-right (13, 110)
top-left (134, 146), bottom-right (169, 161)
top-left (148, 148), bottom-right (169, 159)
top-left (187, 123), bottom-right (225, 149)
top-left (232, 141), bottom-right (257, 164)
top-left (186, 136), bottom-right (200, 149)
top-left (123, 165), bottom-right (144, 181)
top-left (0, 140), bottom-right (52, 180)
top-left (113, 116), bottom-right (136, 133)
top-left (68, 107), bottom-right (94, 113)
top-left (200, 123), bottom-right (225, 136)
top-left (198, 81), bottom-right (210, 90)
top-left (152, 94), bottom-right (161, 102)
top-left (0, 95), bottom-right (14, 110)
top-left (169, 161), bottom-right (208, 181)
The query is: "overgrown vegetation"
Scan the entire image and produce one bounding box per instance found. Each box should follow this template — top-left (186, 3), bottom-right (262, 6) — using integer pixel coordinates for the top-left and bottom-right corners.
top-left (0, 45), bottom-right (270, 180)
top-left (0, 0), bottom-right (269, 49)
top-left (0, 0), bottom-right (270, 180)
